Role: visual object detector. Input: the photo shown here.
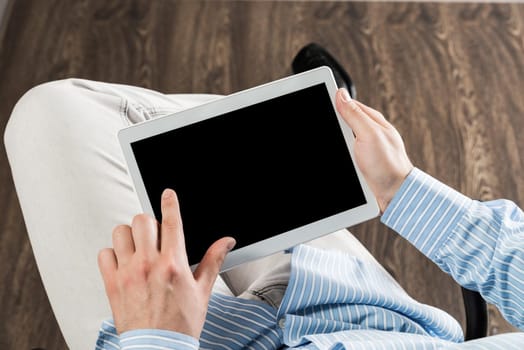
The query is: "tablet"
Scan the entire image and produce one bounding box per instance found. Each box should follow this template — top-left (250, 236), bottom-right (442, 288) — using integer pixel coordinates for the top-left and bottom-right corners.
top-left (118, 66), bottom-right (379, 272)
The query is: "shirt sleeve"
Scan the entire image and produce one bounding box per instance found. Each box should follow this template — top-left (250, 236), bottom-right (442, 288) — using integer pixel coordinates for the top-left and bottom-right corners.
top-left (441, 332), bottom-right (524, 349)
top-left (381, 168), bottom-right (524, 330)
top-left (119, 329), bottom-right (199, 350)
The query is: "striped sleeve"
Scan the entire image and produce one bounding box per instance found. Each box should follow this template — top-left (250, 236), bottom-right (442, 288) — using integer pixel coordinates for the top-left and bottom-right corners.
top-left (119, 329), bottom-right (199, 350)
top-left (382, 168), bottom-right (524, 330)
top-left (440, 332), bottom-right (524, 349)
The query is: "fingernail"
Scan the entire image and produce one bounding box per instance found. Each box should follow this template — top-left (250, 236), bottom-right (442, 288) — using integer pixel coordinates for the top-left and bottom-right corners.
top-left (340, 88), bottom-right (351, 102)
top-left (162, 188), bottom-right (174, 199)
top-left (227, 239), bottom-right (236, 251)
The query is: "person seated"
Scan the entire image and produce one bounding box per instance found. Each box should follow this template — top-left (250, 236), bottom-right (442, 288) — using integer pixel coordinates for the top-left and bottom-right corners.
top-left (4, 44), bottom-right (523, 350)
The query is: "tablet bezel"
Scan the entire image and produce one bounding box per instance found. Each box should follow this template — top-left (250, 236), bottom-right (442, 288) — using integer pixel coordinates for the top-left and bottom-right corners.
top-left (118, 66), bottom-right (379, 271)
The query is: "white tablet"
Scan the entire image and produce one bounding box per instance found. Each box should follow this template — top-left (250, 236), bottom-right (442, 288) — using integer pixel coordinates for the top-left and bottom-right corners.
top-left (118, 66), bottom-right (379, 272)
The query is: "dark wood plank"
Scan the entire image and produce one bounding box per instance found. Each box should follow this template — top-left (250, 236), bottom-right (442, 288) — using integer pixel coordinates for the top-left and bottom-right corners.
top-left (0, 1), bottom-right (521, 348)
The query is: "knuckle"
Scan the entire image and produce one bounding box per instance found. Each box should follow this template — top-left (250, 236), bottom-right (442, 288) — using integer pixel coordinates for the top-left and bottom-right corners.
top-left (135, 257), bottom-right (153, 278)
top-left (214, 251), bottom-right (226, 267)
top-left (104, 279), bottom-right (118, 297)
top-left (98, 248), bottom-right (111, 263)
top-left (112, 224), bottom-right (130, 237)
top-left (161, 257), bottom-right (182, 278)
top-left (205, 249), bottom-right (225, 273)
top-left (349, 100), bottom-right (361, 113)
top-left (382, 118), bottom-right (395, 130)
top-left (121, 274), bottom-right (137, 289)
top-left (162, 215), bottom-right (180, 230)
top-left (133, 213), bottom-right (155, 227)
top-left (98, 248), bottom-right (107, 259)
top-left (374, 130), bottom-right (387, 143)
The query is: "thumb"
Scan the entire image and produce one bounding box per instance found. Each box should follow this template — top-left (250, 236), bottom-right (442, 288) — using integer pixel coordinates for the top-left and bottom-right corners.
top-left (194, 237), bottom-right (236, 293)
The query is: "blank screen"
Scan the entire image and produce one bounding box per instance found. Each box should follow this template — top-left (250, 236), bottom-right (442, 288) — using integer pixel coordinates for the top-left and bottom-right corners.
top-left (131, 83), bottom-right (366, 265)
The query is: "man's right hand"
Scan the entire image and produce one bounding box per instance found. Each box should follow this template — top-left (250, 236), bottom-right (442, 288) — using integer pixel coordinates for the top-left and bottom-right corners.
top-left (98, 189), bottom-right (235, 338)
top-left (335, 88), bottom-right (414, 213)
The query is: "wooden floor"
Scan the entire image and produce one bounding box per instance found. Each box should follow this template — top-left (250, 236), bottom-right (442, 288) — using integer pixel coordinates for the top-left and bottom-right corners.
top-left (0, 0), bottom-right (522, 348)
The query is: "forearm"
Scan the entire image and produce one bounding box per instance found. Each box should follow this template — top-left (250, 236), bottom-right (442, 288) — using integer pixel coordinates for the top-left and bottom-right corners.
top-left (382, 168), bottom-right (524, 329)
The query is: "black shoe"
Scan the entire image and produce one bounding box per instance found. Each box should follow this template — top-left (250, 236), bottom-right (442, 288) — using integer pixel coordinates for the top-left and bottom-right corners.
top-left (291, 43), bottom-right (357, 99)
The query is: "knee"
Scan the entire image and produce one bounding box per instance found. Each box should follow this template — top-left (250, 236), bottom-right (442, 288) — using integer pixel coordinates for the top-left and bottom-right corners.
top-left (4, 79), bottom-right (87, 156)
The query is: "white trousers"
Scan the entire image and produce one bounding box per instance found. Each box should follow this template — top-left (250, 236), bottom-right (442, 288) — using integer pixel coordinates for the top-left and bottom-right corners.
top-left (4, 79), bottom-right (398, 350)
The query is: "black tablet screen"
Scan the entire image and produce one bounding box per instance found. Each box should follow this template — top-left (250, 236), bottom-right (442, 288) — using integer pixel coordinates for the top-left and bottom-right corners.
top-left (131, 83), bottom-right (366, 265)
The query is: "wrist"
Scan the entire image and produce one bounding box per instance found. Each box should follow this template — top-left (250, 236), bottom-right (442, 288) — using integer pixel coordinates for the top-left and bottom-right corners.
top-left (120, 329), bottom-right (199, 350)
top-left (377, 167), bottom-right (414, 214)
top-left (377, 191), bottom-right (398, 214)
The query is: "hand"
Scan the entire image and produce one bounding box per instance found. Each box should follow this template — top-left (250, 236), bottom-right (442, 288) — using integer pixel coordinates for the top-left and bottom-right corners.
top-left (97, 189), bottom-right (236, 338)
top-left (335, 88), bottom-right (414, 213)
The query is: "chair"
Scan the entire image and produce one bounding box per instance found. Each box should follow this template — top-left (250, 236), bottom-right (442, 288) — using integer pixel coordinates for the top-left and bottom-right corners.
top-left (461, 287), bottom-right (488, 340)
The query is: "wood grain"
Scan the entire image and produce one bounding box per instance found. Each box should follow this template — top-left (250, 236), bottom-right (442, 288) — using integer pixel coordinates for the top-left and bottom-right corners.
top-left (0, 1), bottom-right (522, 348)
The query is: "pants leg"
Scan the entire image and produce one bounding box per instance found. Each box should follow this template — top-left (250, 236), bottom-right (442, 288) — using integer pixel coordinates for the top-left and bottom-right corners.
top-left (3, 79), bottom-right (233, 350)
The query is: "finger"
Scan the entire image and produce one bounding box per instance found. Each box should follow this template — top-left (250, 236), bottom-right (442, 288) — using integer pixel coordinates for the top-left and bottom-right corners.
top-left (112, 224), bottom-right (134, 265)
top-left (335, 88), bottom-right (378, 137)
top-left (131, 213), bottom-right (160, 256)
top-left (353, 100), bottom-right (390, 128)
top-left (194, 237), bottom-right (236, 293)
top-left (160, 189), bottom-right (187, 260)
top-left (98, 248), bottom-right (118, 296)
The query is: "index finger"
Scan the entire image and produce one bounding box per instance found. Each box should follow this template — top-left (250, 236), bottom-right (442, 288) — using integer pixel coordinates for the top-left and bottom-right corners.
top-left (335, 88), bottom-right (378, 137)
top-left (353, 100), bottom-right (391, 128)
top-left (160, 188), bottom-right (187, 261)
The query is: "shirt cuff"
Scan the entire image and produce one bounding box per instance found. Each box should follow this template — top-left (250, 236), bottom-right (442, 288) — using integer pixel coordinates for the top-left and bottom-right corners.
top-left (381, 168), bottom-right (473, 260)
top-left (120, 329), bottom-right (199, 350)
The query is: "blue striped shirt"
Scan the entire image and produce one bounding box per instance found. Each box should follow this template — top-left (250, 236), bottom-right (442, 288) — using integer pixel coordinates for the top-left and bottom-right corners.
top-left (96, 168), bottom-right (524, 349)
